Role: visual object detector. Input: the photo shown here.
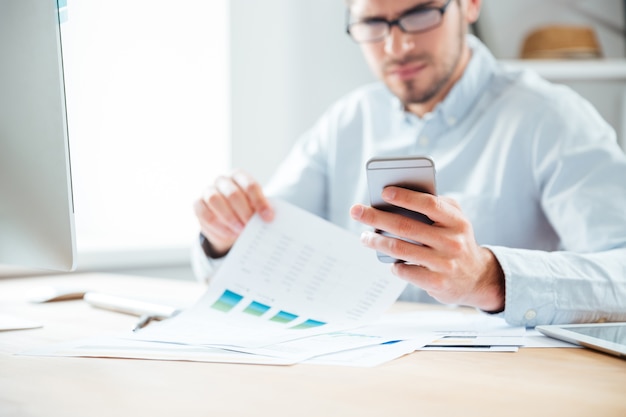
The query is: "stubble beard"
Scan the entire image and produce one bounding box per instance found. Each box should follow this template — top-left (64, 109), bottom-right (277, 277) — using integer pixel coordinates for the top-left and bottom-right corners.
top-left (387, 31), bottom-right (465, 107)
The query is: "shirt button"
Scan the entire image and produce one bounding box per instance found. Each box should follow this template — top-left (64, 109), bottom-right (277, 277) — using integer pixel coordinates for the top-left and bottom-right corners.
top-left (419, 136), bottom-right (429, 146)
top-left (447, 116), bottom-right (457, 125)
top-left (524, 310), bottom-right (537, 320)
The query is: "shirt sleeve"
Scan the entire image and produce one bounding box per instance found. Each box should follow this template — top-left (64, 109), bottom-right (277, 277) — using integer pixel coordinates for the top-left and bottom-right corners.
top-left (488, 246), bottom-right (626, 327)
top-left (488, 88), bottom-right (626, 327)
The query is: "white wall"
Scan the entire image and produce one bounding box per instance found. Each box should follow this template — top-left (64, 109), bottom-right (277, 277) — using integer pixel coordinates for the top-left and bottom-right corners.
top-left (230, 0), bottom-right (375, 183)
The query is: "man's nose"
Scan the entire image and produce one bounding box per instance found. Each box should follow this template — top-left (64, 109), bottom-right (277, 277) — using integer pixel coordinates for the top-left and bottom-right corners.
top-left (384, 25), bottom-right (414, 56)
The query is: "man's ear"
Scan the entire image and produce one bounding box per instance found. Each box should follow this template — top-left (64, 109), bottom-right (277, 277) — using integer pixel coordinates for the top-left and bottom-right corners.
top-left (464, 0), bottom-right (482, 25)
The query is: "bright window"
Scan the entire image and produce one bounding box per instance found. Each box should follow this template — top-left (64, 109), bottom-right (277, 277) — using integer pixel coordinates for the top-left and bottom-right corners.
top-left (60, 1), bottom-right (229, 268)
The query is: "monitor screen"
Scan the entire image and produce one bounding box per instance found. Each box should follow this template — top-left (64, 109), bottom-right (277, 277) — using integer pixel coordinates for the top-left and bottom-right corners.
top-left (0, 0), bottom-right (76, 271)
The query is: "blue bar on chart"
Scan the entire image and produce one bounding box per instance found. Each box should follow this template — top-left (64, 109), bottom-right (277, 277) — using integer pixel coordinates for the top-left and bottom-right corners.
top-left (211, 289), bottom-right (244, 312)
top-left (243, 301), bottom-right (271, 317)
top-left (270, 310), bottom-right (298, 324)
top-left (290, 319), bottom-right (327, 330)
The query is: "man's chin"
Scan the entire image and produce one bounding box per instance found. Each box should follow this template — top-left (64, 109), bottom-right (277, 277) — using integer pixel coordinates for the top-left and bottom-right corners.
top-left (389, 86), bottom-right (428, 107)
top-left (384, 77), bottom-right (414, 97)
top-left (385, 78), bottom-right (443, 108)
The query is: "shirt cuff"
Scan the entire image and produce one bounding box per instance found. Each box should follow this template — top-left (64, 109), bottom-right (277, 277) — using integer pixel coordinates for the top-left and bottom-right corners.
top-left (484, 245), bottom-right (556, 327)
top-left (190, 234), bottom-right (226, 285)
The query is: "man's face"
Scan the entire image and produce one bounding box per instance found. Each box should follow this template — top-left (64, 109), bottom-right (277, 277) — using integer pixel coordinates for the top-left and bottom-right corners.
top-left (348, 0), bottom-right (475, 108)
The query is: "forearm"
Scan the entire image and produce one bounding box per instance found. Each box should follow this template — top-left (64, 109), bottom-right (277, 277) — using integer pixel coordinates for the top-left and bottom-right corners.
top-left (488, 246), bottom-right (626, 327)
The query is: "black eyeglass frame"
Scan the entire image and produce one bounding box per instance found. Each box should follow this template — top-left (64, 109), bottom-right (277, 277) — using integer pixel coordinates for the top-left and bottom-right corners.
top-left (345, 0), bottom-right (454, 43)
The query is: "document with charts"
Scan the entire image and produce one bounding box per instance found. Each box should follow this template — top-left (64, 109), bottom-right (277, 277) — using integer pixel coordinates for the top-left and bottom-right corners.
top-left (133, 199), bottom-right (407, 350)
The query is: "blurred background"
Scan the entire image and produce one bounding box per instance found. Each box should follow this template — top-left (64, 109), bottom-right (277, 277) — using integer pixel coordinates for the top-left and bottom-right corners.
top-left (2, 0), bottom-right (623, 281)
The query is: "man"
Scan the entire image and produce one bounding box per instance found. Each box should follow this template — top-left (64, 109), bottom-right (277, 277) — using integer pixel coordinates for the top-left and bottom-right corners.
top-left (192, 0), bottom-right (626, 326)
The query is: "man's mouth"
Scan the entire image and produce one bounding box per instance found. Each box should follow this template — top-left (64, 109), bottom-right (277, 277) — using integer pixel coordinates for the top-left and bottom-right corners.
top-left (385, 61), bottom-right (427, 82)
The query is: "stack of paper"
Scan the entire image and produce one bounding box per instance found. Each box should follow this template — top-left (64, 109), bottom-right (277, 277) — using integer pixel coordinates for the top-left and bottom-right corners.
top-left (22, 200), bottom-right (572, 367)
top-left (127, 199), bottom-right (428, 365)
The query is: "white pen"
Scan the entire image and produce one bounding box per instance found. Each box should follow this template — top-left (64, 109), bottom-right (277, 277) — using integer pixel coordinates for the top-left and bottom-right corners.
top-left (83, 292), bottom-right (180, 319)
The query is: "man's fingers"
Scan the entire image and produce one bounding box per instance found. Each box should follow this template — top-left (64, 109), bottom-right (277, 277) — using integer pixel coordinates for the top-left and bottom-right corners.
top-left (193, 170), bottom-right (275, 259)
top-left (215, 176), bottom-right (255, 226)
top-left (382, 187), bottom-right (458, 225)
top-left (359, 228), bottom-right (431, 267)
top-left (232, 171), bottom-right (274, 221)
top-left (357, 231), bottom-right (448, 295)
top-left (351, 203), bottom-right (441, 249)
top-left (392, 262), bottom-right (441, 291)
top-left (201, 185), bottom-right (245, 234)
top-left (193, 198), bottom-right (238, 240)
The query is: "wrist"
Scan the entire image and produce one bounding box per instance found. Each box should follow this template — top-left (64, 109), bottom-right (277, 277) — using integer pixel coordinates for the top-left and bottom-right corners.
top-left (199, 233), bottom-right (231, 259)
top-left (479, 248), bottom-right (506, 313)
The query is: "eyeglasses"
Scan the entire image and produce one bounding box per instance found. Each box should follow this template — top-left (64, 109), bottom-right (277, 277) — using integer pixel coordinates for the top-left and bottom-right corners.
top-left (346, 0), bottom-right (453, 43)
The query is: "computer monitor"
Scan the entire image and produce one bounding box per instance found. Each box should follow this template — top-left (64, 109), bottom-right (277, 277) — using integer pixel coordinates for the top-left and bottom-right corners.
top-left (0, 0), bottom-right (76, 271)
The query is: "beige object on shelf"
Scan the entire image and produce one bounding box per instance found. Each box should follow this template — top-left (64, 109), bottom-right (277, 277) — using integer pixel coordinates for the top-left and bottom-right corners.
top-left (520, 25), bottom-right (603, 59)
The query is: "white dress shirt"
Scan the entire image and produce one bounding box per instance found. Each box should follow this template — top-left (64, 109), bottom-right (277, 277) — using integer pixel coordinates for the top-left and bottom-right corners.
top-left (192, 35), bottom-right (626, 327)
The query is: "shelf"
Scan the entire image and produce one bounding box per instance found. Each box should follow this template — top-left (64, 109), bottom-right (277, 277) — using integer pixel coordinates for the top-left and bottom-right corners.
top-left (499, 59), bottom-right (626, 81)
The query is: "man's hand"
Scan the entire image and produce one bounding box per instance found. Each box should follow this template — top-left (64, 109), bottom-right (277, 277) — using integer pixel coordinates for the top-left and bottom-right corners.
top-left (193, 170), bottom-right (274, 257)
top-left (350, 186), bottom-right (505, 312)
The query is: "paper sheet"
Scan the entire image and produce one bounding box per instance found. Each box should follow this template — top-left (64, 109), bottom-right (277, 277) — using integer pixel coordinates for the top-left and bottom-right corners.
top-left (304, 339), bottom-right (431, 367)
top-left (133, 199), bottom-right (407, 349)
top-left (21, 337), bottom-right (297, 365)
top-left (373, 310), bottom-right (527, 352)
top-left (0, 313), bottom-right (42, 331)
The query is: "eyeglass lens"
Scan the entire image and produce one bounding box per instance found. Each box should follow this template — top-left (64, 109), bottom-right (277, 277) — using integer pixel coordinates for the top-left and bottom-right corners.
top-left (349, 8), bottom-right (443, 43)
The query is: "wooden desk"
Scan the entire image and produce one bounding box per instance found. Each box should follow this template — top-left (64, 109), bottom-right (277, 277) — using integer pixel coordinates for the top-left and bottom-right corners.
top-left (1, 273), bottom-right (625, 417)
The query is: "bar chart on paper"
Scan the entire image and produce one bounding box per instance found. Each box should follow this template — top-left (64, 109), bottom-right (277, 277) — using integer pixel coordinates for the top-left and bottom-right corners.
top-left (207, 200), bottom-right (406, 324)
top-left (209, 289), bottom-right (327, 330)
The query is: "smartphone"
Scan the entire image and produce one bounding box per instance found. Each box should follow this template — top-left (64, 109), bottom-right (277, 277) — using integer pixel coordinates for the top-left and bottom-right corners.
top-left (366, 156), bottom-right (437, 263)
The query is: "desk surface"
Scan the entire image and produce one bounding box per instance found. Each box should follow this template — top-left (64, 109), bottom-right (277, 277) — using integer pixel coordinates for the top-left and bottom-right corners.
top-left (1, 273), bottom-right (625, 417)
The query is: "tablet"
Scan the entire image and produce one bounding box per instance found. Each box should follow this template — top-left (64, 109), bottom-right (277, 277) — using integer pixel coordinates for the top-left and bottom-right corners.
top-left (536, 322), bottom-right (626, 359)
